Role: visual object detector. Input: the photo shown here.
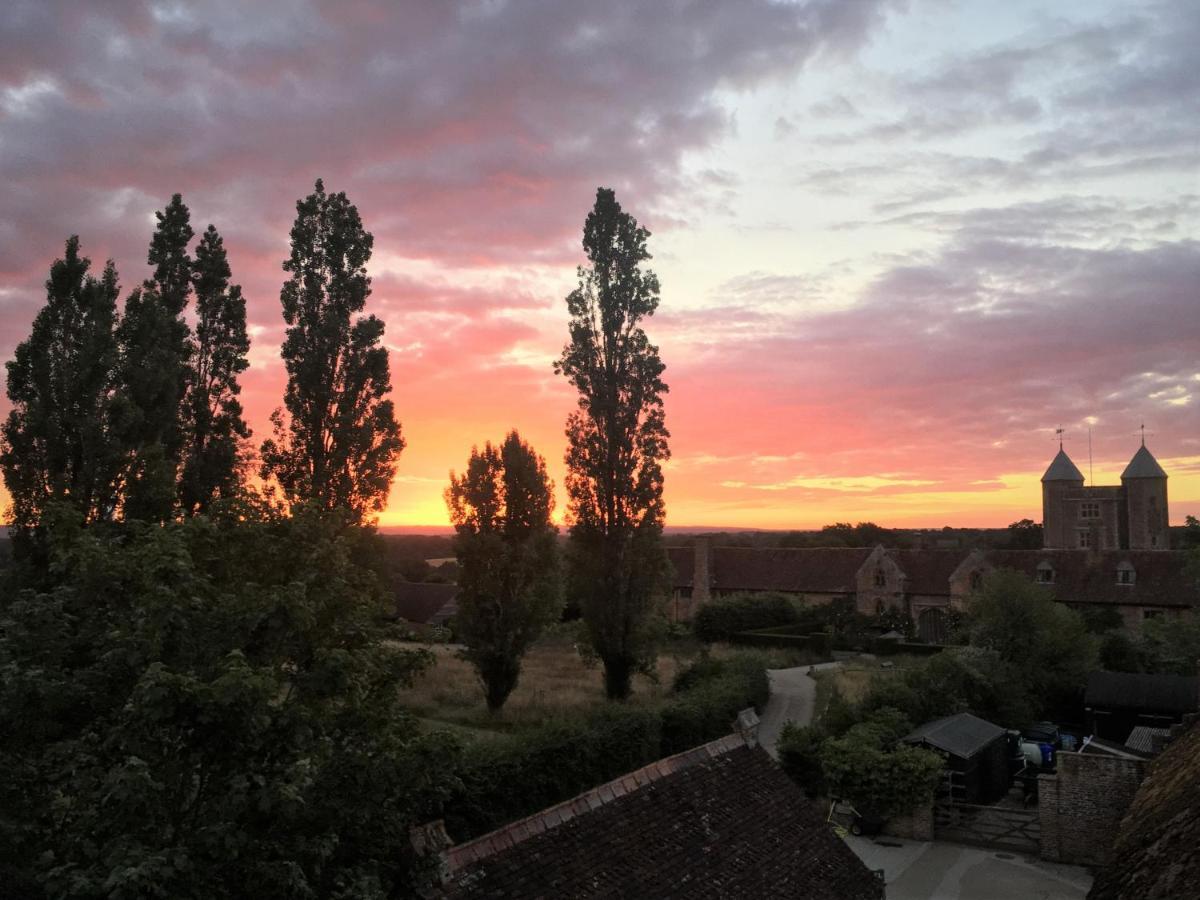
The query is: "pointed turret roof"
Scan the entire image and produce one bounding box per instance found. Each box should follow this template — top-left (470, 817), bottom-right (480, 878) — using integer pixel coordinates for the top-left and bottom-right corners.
top-left (1122, 444), bottom-right (1167, 480)
top-left (1042, 448), bottom-right (1085, 482)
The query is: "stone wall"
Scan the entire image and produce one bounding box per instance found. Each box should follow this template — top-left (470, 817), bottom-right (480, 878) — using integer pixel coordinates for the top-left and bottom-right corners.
top-left (884, 800), bottom-right (934, 842)
top-left (1039, 753), bottom-right (1147, 867)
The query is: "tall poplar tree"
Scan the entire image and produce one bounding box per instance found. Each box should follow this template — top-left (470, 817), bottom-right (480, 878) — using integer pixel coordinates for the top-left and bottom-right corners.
top-left (178, 225), bottom-right (251, 514)
top-left (1, 237), bottom-right (123, 538)
top-left (554, 188), bottom-right (670, 700)
top-left (114, 195), bottom-right (193, 521)
top-left (446, 431), bottom-right (561, 711)
top-left (260, 180), bottom-right (404, 521)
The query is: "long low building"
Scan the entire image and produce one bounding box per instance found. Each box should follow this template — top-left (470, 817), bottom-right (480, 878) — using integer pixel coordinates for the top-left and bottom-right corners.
top-left (667, 541), bottom-right (1200, 641)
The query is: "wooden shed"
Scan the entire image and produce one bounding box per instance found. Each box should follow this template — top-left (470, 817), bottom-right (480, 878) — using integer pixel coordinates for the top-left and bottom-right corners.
top-left (903, 712), bottom-right (1010, 804)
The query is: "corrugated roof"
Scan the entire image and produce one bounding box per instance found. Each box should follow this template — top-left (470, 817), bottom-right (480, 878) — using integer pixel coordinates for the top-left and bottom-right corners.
top-left (1042, 448), bottom-right (1085, 482)
top-left (1121, 445), bottom-right (1168, 480)
top-left (903, 712), bottom-right (1005, 759)
top-left (440, 738), bottom-right (883, 900)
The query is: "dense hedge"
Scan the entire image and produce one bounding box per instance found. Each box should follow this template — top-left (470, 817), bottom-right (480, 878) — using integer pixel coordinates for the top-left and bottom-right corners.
top-left (693, 593), bottom-right (799, 642)
top-left (660, 653), bottom-right (770, 754)
top-left (442, 651), bottom-right (771, 840)
top-left (731, 626), bottom-right (832, 657)
top-left (444, 706), bottom-right (662, 840)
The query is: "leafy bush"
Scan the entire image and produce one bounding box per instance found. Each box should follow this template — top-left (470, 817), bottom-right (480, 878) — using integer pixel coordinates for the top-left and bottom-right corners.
top-left (445, 705), bottom-right (662, 840)
top-left (0, 504), bottom-right (456, 899)
top-left (778, 723), bottom-right (827, 797)
top-left (693, 592), bottom-right (798, 642)
top-left (661, 652), bottom-right (770, 754)
top-left (822, 708), bottom-right (941, 818)
top-left (443, 649), bottom-right (773, 840)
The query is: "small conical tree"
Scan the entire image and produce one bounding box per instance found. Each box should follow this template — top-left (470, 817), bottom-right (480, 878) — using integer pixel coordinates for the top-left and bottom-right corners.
top-left (555, 187), bottom-right (671, 700)
top-left (1, 237), bottom-right (123, 541)
top-left (446, 431), bottom-right (561, 711)
top-left (260, 179), bottom-right (404, 521)
top-left (114, 195), bottom-right (194, 521)
top-left (178, 225), bottom-right (251, 515)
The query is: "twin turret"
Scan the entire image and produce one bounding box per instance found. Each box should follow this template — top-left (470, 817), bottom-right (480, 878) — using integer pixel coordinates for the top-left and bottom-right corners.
top-left (1041, 442), bottom-right (1168, 550)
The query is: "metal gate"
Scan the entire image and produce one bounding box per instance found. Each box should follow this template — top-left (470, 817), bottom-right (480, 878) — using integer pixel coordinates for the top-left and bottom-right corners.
top-left (934, 802), bottom-right (1041, 855)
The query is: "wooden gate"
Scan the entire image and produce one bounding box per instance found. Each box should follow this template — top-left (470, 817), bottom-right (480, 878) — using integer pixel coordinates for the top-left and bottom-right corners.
top-left (934, 802), bottom-right (1041, 854)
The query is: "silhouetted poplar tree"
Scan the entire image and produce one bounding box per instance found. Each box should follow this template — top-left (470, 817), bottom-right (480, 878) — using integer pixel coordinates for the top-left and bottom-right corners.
top-left (178, 225), bottom-right (251, 514)
top-left (446, 431), bottom-right (561, 711)
top-left (260, 180), bottom-right (404, 521)
top-left (1, 237), bottom-right (123, 539)
top-left (114, 195), bottom-right (193, 521)
top-left (554, 187), bottom-right (670, 700)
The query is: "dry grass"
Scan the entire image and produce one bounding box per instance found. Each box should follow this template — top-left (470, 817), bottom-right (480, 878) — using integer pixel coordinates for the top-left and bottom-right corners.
top-left (397, 636), bottom-right (704, 733)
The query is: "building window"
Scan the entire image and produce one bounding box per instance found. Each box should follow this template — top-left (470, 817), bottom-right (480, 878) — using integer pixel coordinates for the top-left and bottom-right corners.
top-left (1080, 502), bottom-right (1100, 519)
top-left (1037, 566), bottom-right (1055, 584)
top-left (874, 569), bottom-right (886, 588)
top-left (970, 571), bottom-right (983, 590)
top-left (1079, 530), bottom-right (1092, 549)
top-left (1117, 566), bottom-right (1135, 586)
top-left (1143, 609), bottom-right (1163, 621)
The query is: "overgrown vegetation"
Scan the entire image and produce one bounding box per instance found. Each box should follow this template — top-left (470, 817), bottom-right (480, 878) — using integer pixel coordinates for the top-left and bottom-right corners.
top-left (440, 649), bottom-right (771, 840)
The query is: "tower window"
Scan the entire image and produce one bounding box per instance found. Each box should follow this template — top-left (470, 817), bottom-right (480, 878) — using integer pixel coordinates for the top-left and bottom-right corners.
top-left (1079, 530), bottom-right (1092, 549)
top-left (1080, 502), bottom-right (1100, 519)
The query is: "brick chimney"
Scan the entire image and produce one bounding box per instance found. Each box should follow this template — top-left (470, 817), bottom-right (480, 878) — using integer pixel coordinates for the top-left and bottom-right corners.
top-left (692, 536), bottom-right (712, 605)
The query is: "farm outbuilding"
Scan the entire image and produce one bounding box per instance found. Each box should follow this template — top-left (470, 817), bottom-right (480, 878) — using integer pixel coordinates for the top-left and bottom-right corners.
top-left (903, 712), bottom-right (1010, 804)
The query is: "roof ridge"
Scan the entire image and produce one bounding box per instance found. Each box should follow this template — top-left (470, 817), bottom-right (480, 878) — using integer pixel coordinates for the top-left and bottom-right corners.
top-left (442, 732), bottom-right (748, 873)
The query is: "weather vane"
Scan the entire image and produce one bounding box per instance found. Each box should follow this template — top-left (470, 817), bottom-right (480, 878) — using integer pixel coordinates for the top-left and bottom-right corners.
top-left (1055, 426), bottom-right (1064, 450)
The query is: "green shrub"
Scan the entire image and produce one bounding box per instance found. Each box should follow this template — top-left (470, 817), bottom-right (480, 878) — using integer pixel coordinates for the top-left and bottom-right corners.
top-left (778, 723), bottom-right (827, 797)
top-left (661, 652), bottom-right (770, 754)
top-left (822, 708), bottom-right (941, 818)
top-left (445, 705), bottom-right (662, 840)
top-left (693, 593), bottom-right (798, 642)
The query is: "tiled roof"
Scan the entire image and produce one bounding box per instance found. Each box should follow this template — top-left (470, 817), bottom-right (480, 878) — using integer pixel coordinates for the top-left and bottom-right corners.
top-left (903, 712), bottom-right (1006, 759)
top-left (438, 736), bottom-right (883, 900)
top-left (393, 579), bottom-right (458, 625)
top-left (1043, 449), bottom-right (1085, 482)
top-left (985, 550), bottom-right (1200, 609)
top-left (1085, 672), bottom-right (1200, 715)
top-left (671, 544), bottom-right (1200, 610)
top-left (1121, 445), bottom-right (1168, 480)
top-left (711, 547), bottom-right (873, 594)
top-left (1089, 717), bottom-right (1200, 900)
top-left (888, 550), bottom-right (967, 595)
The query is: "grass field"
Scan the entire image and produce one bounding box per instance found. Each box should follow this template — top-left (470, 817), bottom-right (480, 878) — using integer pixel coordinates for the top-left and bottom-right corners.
top-left (398, 635), bottom-right (814, 736)
top-left (397, 636), bottom-right (706, 733)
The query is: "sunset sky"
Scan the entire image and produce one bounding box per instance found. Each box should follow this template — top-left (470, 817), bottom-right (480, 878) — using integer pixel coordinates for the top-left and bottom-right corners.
top-left (1, 0), bottom-right (1198, 529)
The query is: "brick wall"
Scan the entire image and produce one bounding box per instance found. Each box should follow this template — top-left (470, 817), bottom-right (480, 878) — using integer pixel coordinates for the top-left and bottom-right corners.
top-left (884, 800), bottom-right (933, 842)
top-left (1039, 753), bottom-right (1147, 867)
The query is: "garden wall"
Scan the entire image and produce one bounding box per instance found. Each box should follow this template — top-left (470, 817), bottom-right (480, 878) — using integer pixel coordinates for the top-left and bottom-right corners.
top-left (1039, 753), bottom-right (1148, 867)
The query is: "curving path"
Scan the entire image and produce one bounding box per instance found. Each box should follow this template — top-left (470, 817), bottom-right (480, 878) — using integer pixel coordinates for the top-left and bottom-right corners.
top-left (758, 661), bottom-right (843, 758)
